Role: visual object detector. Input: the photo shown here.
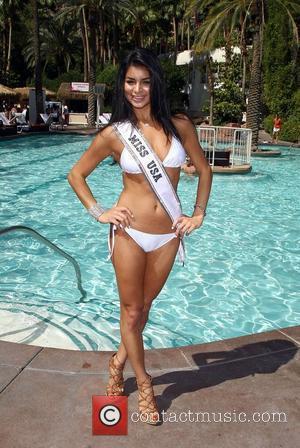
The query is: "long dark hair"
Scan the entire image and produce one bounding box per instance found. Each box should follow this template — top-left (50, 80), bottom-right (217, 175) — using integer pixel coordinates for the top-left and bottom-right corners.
top-left (108, 48), bottom-right (182, 142)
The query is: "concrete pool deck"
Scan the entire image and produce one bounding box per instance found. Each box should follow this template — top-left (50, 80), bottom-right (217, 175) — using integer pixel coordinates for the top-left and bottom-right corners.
top-left (0, 325), bottom-right (299, 447)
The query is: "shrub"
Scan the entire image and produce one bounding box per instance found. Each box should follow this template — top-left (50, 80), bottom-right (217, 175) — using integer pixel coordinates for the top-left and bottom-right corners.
top-left (160, 60), bottom-right (187, 111)
top-left (43, 69), bottom-right (83, 92)
top-left (96, 64), bottom-right (118, 86)
top-left (263, 112), bottom-right (300, 143)
top-left (96, 64), bottom-right (119, 112)
top-left (264, 89), bottom-right (300, 142)
top-left (263, 115), bottom-right (274, 135)
top-left (213, 80), bottom-right (244, 125)
top-left (280, 117), bottom-right (300, 142)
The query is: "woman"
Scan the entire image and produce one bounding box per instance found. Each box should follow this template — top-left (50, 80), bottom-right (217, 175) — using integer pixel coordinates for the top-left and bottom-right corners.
top-left (182, 155), bottom-right (197, 175)
top-left (67, 48), bottom-right (212, 425)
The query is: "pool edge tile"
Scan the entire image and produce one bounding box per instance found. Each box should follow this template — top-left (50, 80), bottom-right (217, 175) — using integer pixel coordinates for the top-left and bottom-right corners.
top-left (276, 325), bottom-right (300, 345)
top-left (0, 340), bottom-right (42, 368)
top-left (1, 326), bottom-right (299, 374)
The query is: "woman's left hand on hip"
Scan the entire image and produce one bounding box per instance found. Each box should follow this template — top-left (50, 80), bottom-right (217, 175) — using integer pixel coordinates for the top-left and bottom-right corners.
top-left (172, 214), bottom-right (204, 237)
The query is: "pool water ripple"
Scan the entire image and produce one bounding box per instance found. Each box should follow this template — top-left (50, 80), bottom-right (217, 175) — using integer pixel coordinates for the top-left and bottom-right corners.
top-left (0, 135), bottom-right (299, 350)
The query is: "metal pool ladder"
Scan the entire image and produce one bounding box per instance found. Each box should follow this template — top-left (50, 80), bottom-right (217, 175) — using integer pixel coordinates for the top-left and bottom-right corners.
top-left (0, 225), bottom-right (87, 302)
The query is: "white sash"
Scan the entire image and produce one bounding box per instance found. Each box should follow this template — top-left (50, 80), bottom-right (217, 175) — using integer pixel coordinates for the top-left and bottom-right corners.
top-left (113, 120), bottom-right (185, 264)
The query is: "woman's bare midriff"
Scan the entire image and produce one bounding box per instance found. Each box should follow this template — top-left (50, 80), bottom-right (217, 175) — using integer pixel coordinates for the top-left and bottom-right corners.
top-left (116, 169), bottom-right (181, 234)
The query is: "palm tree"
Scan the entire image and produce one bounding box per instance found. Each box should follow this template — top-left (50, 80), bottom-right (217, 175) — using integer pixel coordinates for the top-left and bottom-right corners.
top-left (24, 15), bottom-right (78, 76)
top-left (120, 0), bottom-right (158, 47)
top-left (87, 4), bottom-right (97, 126)
top-left (0, 0), bottom-right (22, 81)
top-left (206, 55), bottom-right (215, 125)
top-left (187, 0), bottom-right (299, 150)
top-left (56, 2), bottom-right (91, 81)
top-left (5, 0), bottom-right (13, 75)
top-left (32, 0), bottom-right (44, 124)
top-left (57, 0), bottom-right (121, 126)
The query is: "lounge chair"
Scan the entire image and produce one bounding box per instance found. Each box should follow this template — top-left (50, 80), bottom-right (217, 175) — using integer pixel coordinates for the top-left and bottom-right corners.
top-left (47, 112), bottom-right (67, 131)
top-left (99, 113), bottom-right (111, 124)
top-left (40, 113), bottom-right (52, 126)
top-left (0, 112), bottom-right (14, 126)
top-left (15, 113), bottom-right (30, 133)
top-left (0, 112), bottom-right (18, 136)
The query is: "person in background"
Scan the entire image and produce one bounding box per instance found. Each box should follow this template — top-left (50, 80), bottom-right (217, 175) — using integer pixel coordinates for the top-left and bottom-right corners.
top-left (272, 114), bottom-right (282, 143)
top-left (25, 105), bottom-right (30, 122)
top-left (22, 105), bottom-right (28, 122)
top-left (9, 104), bottom-right (17, 121)
top-left (182, 155), bottom-right (196, 175)
top-left (63, 105), bottom-right (69, 125)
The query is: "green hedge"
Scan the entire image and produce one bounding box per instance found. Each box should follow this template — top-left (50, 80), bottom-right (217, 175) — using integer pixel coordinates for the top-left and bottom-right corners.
top-left (263, 90), bottom-right (300, 142)
top-left (160, 60), bottom-right (187, 110)
top-left (263, 115), bottom-right (274, 135)
top-left (96, 64), bottom-right (118, 86)
top-left (280, 117), bottom-right (300, 142)
top-left (42, 69), bottom-right (84, 92)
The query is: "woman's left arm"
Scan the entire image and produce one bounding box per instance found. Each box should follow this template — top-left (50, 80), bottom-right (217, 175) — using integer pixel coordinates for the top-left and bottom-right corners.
top-left (172, 116), bottom-right (213, 237)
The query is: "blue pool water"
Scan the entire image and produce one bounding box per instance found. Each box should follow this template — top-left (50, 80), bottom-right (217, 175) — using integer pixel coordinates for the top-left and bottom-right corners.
top-left (0, 135), bottom-right (299, 350)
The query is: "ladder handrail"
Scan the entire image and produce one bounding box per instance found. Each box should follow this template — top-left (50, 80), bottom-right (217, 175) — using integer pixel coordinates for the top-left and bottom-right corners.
top-left (0, 225), bottom-right (87, 303)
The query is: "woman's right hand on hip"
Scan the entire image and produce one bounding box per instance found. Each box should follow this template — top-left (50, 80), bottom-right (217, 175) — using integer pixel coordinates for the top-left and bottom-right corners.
top-left (98, 206), bottom-right (134, 229)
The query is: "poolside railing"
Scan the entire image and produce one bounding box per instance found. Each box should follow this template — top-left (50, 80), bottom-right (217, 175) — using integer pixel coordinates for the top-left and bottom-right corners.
top-left (196, 126), bottom-right (252, 167)
top-left (0, 225), bottom-right (87, 303)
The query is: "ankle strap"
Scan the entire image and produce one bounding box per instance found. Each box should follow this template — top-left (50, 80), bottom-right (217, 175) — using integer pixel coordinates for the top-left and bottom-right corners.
top-left (137, 374), bottom-right (152, 387)
top-left (114, 353), bottom-right (125, 367)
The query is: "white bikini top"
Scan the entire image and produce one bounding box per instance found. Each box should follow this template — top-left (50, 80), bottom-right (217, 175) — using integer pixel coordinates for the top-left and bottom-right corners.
top-left (119, 134), bottom-right (186, 174)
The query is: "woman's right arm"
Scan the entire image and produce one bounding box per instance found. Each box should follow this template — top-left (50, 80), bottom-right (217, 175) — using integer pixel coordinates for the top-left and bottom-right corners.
top-left (67, 126), bottom-right (133, 228)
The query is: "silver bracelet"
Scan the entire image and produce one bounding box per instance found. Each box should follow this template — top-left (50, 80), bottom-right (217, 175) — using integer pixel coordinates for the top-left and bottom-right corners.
top-left (88, 202), bottom-right (106, 221)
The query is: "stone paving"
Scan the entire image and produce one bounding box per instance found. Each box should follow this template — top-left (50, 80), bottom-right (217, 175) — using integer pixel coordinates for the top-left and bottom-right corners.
top-left (0, 326), bottom-right (299, 448)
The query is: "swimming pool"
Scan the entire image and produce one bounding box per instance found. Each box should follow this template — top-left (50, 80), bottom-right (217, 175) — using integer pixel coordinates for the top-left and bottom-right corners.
top-left (0, 135), bottom-right (299, 350)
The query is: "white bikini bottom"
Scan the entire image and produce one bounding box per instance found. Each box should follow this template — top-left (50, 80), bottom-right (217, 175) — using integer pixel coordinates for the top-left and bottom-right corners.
top-left (107, 224), bottom-right (185, 264)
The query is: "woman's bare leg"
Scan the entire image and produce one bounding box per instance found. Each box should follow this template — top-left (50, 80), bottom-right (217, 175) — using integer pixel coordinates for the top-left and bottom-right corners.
top-left (111, 232), bottom-right (180, 375)
top-left (111, 229), bottom-right (149, 381)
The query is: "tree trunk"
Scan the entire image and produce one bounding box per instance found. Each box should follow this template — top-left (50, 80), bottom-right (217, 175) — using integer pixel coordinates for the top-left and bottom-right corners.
top-left (82, 6), bottom-right (90, 77)
top-left (242, 52), bottom-right (247, 100)
top-left (180, 18), bottom-right (184, 49)
top-left (138, 20), bottom-right (144, 47)
top-left (2, 26), bottom-right (7, 80)
top-left (33, 0), bottom-right (44, 124)
top-left (5, 17), bottom-right (12, 74)
top-left (99, 9), bottom-right (105, 68)
top-left (240, 12), bottom-right (247, 100)
top-left (112, 10), bottom-right (119, 65)
top-left (87, 10), bottom-right (97, 127)
top-left (107, 34), bottom-right (111, 62)
top-left (209, 93), bottom-right (214, 125)
top-left (224, 26), bottom-right (232, 70)
top-left (207, 56), bottom-right (214, 125)
top-left (246, 29), bottom-right (262, 150)
top-left (79, 10), bottom-right (88, 82)
top-left (173, 7), bottom-right (178, 64)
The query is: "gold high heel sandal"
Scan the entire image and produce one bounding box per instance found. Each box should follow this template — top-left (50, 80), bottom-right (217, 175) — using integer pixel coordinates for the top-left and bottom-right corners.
top-left (137, 374), bottom-right (160, 425)
top-left (106, 353), bottom-right (125, 396)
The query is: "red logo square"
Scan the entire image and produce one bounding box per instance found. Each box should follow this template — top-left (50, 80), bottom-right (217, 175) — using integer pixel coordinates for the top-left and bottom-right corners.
top-left (92, 395), bottom-right (128, 435)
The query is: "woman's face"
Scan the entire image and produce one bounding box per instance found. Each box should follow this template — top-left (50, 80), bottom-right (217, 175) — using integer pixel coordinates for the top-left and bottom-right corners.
top-left (124, 65), bottom-right (151, 109)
